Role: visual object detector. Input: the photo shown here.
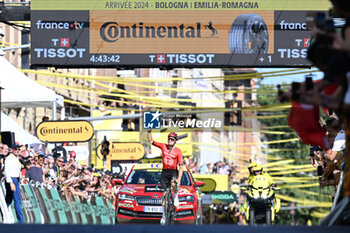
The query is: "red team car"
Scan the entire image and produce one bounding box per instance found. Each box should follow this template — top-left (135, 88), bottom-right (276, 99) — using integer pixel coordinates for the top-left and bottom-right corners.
top-left (115, 163), bottom-right (204, 224)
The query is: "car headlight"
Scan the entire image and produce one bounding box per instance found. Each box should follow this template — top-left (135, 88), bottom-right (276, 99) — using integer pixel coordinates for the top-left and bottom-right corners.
top-left (179, 195), bottom-right (194, 203)
top-left (119, 193), bottom-right (135, 201)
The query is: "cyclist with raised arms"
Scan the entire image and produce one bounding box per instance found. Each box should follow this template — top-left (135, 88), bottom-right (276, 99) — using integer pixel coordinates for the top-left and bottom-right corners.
top-left (147, 129), bottom-right (184, 225)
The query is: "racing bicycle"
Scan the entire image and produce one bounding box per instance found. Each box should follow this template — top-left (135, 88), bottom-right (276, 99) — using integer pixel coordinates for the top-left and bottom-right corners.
top-left (164, 180), bottom-right (177, 225)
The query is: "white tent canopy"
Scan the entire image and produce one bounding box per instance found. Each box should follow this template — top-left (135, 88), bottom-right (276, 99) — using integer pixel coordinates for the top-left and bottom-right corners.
top-left (1, 112), bottom-right (41, 145)
top-left (0, 56), bottom-right (64, 109)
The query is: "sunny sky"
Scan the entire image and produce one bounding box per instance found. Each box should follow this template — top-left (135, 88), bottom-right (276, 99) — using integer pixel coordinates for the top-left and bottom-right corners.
top-left (257, 68), bottom-right (324, 86)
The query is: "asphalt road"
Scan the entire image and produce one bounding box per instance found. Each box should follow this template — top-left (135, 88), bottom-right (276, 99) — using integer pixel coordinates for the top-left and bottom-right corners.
top-left (0, 224), bottom-right (348, 233)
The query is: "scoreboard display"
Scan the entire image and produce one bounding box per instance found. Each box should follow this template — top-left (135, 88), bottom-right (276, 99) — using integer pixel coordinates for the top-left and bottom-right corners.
top-left (30, 0), bottom-right (331, 68)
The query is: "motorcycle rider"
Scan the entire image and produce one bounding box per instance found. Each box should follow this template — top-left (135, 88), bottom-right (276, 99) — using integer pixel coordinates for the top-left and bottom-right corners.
top-left (249, 165), bottom-right (274, 186)
top-left (249, 165), bottom-right (281, 217)
top-left (247, 162), bottom-right (257, 184)
top-left (242, 162), bottom-right (259, 222)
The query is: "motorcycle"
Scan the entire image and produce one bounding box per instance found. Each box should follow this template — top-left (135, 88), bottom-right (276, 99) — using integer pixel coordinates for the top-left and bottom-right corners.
top-left (241, 175), bottom-right (280, 225)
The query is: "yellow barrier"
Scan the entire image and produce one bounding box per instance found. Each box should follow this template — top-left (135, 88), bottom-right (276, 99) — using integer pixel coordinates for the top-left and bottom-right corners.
top-left (265, 164), bottom-right (314, 172)
top-left (279, 183), bottom-right (320, 189)
top-left (276, 194), bottom-right (332, 208)
top-left (295, 189), bottom-right (332, 198)
top-left (21, 68), bottom-right (316, 83)
top-left (263, 159), bottom-right (295, 167)
top-left (244, 114), bottom-right (288, 120)
top-left (273, 176), bottom-right (318, 181)
top-left (311, 211), bottom-right (330, 218)
top-left (269, 168), bottom-right (316, 176)
top-left (193, 138), bottom-right (300, 147)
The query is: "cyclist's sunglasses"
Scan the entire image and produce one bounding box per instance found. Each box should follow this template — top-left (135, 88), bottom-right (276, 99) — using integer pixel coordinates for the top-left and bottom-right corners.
top-left (168, 137), bottom-right (177, 141)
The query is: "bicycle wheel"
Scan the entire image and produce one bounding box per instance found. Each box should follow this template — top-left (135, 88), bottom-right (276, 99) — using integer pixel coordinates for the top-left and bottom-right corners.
top-left (165, 191), bottom-right (172, 225)
top-left (170, 194), bottom-right (175, 225)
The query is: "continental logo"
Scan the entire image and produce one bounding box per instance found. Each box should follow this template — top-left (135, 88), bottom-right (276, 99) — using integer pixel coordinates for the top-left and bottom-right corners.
top-left (90, 10), bottom-right (275, 53)
top-left (100, 21), bottom-right (217, 42)
top-left (36, 120), bottom-right (94, 143)
top-left (39, 126), bottom-right (89, 136)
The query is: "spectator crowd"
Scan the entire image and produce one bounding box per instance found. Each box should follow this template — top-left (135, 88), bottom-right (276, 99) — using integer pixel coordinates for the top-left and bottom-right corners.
top-left (189, 158), bottom-right (239, 186)
top-left (0, 143), bottom-right (125, 205)
top-left (308, 117), bottom-right (345, 187)
top-left (277, 0), bottom-right (350, 192)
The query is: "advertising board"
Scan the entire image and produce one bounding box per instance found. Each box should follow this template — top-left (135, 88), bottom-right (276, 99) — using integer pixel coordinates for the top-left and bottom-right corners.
top-left (36, 120), bottom-right (94, 143)
top-left (30, 0), bottom-right (331, 68)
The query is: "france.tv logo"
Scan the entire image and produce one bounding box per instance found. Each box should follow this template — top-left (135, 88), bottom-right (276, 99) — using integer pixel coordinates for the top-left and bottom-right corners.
top-left (143, 111), bottom-right (162, 129)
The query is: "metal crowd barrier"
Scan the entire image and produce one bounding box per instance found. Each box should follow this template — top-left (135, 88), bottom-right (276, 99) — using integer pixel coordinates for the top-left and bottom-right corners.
top-left (0, 179), bottom-right (115, 224)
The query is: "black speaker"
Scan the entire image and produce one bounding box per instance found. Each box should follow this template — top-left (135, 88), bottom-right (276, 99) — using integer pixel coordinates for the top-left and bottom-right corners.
top-left (1, 131), bottom-right (16, 147)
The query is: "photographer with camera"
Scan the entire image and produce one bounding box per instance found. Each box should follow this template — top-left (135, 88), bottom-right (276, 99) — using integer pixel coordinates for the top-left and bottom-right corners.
top-left (318, 118), bottom-right (345, 186)
top-left (310, 145), bottom-right (323, 168)
top-left (302, 116), bottom-right (344, 187)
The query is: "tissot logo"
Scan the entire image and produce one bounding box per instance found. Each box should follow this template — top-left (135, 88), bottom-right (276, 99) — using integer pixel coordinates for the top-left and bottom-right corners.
top-left (100, 21), bottom-right (217, 42)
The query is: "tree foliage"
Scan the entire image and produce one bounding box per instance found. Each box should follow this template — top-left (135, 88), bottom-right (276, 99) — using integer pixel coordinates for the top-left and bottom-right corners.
top-left (256, 83), bottom-right (332, 225)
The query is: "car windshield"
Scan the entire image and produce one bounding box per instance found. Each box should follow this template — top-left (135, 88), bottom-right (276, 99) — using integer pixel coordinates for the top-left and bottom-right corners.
top-left (126, 169), bottom-right (191, 186)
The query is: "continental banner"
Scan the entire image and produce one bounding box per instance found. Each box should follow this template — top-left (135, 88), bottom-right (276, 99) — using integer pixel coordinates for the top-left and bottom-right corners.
top-left (36, 120), bottom-right (94, 143)
top-left (30, 0), bottom-right (331, 68)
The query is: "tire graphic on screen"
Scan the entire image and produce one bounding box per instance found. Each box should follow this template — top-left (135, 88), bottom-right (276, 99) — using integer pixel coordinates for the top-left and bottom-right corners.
top-left (229, 14), bottom-right (269, 54)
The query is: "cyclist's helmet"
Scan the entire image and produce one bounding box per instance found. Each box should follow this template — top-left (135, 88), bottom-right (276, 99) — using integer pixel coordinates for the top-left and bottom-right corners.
top-left (168, 132), bottom-right (178, 140)
top-left (252, 165), bottom-right (263, 173)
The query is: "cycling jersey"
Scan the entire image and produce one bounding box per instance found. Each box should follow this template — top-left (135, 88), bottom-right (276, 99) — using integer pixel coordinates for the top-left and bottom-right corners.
top-left (152, 141), bottom-right (183, 170)
top-left (249, 173), bottom-right (274, 186)
top-left (248, 174), bottom-right (254, 184)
